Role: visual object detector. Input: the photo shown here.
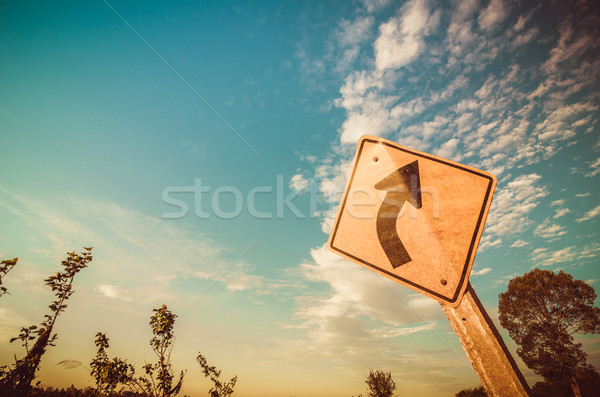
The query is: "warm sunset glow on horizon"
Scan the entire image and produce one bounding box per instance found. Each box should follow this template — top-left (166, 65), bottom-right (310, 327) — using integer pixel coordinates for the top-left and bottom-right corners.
top-left (1, 1), bottom-right (599, 396)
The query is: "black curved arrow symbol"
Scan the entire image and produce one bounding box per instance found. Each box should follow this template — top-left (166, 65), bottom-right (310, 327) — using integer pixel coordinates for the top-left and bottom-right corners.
top-left (375, 160), bottom-right (422, 269)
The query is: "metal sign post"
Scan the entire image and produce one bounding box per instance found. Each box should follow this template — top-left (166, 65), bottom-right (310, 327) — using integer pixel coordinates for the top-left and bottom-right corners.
top-left (443, 283), bottom-right (531, 396)
top-left (327, 135), bottom-right (531, 396)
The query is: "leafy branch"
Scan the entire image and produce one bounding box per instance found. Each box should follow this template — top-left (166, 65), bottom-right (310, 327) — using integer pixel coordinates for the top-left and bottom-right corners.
top-left (197, 353), bottom-right (237, 397)
top-left (0, 257), bottom-right (18, 298)
top-left (89, 332), bottom-right (135, 395)
top-left (134, 305), bottom-right (185, 397)
top-left (0, 248), bottom-right (92, 391)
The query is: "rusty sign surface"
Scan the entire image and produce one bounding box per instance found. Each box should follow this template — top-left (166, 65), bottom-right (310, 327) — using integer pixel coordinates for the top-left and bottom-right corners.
top-left (327, 135), bottom-right (497, 307)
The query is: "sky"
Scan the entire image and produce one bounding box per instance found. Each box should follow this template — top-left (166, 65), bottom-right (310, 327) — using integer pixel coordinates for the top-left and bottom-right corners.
top-left (0, 0), bottom-right (599, 396)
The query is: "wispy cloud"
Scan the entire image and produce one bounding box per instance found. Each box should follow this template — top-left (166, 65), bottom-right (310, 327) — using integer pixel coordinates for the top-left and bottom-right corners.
top-left (472, 267), bottom-right (492, 276)
top-left (290, 245), bottom-right (442, 355)
top-left (530, 246), bottom-right (574, 267)
top-left (0, 188), bottom-right (265, 308)
top-left (511, 26), bottom-right (538, 47)
top-left (362, 0), bottom-right (391, 13)
top-left (283, 244), bottom-right (470, 380)
top-left (289, 0), bottom-right (599, 382)
top-left (289, 174), bottom-right (310, 193)
top-left (478, 0), bottom-right (508, 32)
top-left (510, 239), bottom-right (529, 248)
top-left (584, 158), bottom-right (600, 178)
top-left (553, 208), bottom-right (571, 219)
top-left (0, 307), bottom-right (30, 342)
top-left (374, 0), bottom-right (439, 70)
top-left (577, 205), bottom-right (600, 223)
top-left (97, 284), bottom-right (137, 301)
top-left (297, 245), bottom-right (441, 328)
top-left (534, 219), bottom-right (567, 241)
top-left (541, 21), bottom-right (597, 75)
top-left (530, 243), bottom-right (599, 268)
top-left (479, 235), bottom-right (502, 250)
top-left (300, 0), bottom-right (598, 275)
top-left (485, 174), bottom-right (548, 237)
top-left (334, 15), bottom-right (375, 73)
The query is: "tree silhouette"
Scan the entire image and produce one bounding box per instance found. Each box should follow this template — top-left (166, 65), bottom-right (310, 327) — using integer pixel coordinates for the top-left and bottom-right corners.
top-left (365, 369), bottom-right (396, 397)
top-left (0, 257), bottom-right (18, 298)
top-left (499, 269), bottom-right (600, 397)
top-left (89, 332), bottom-right (135, 394)
top-left (455, 385), bottom-right (487, 396)
top-left (0, 248), bottom-right (92, 392)
top-left (531, 370), bottom-right (600, 397)
top-left (135, 305), bottom-right (185, 397)
top-left (196, 353), bottom-right (237, 397)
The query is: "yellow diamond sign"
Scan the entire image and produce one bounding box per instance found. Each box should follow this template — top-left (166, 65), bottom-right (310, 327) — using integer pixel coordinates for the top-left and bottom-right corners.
top-left (328, 135), bottom-right (497, 307)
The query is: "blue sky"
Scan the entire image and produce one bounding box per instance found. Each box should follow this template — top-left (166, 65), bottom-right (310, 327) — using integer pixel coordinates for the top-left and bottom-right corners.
top-left (0, 0), bottom-right (599, 396)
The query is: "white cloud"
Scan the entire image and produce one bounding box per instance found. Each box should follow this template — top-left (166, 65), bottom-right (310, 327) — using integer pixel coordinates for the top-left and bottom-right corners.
top-left (485, 174), bottom-right (549, 237)
top-left (584, 158), bottom-right (600, 177)
top-left (340, 111), bottom-right (383, 144)
top-left (529, 243), bottom-right (598, 269)
top-left (0, 307), bottom-right (30, 342)
top-left (512, 27), bottom-right (538, 47)
top-left (510, 239), bottom-right (529, 248)
top-left (576, 243), bottom-right (599, 261)
top-left (553, 208), bottom-right (571, 219)
top-left (0, 188), bottom-right (265, 307)
top-left (97, 284), bottom-right (136, 301)
top-left (474, 75), bottom-right (498, 100)
top-left (98, 284), bottom-right (121, 299)
top-left (334, 16), bottom-right (375, 73)
top-left (472, 267), bottom-right (492, 276)
top-left (576, 193), bottom-right (591, 198)
top-left (317, 159), bottom-right (353, 203)
top-left (534, 219), bottom-right (567, 241)
top-left (334, 70), bottom-right (402, 144)
top-left (479, 235), bottom-right (502, 250)
top-left (446, 0), bottom-right (479, 53)
top-left (531, 246), bottom-right (576, 267)
top-left (362, 0), bottom-right (391, 13)
top-left (551, 199), bottom-right (566, 207)
top-left (434, 138), bottom-right (460, 160)
top-left (374, 0), bottom-right (438, 70)
top-left (577, 205), bottom-right (600, 223)
top-left (223, 269), bottom-right (265, 292)
top-left (304, 0), bottom-right (597, 283)
top-left (319, 207), bottom-right (338, 235)
top-left (452, 0), bottom-right (480, 23)
top-left (296, 244), bottom-right (442, 334)
top-left (370, 322), bottom-right (436, 338)
top-left (284, 244), bottom-right (469, 382)
top-left (337, 16), bottom-right (374, 48)
top-left (535, 102), bottom-right (597, 142)
top-left (289, 174), bottom-right (309, 192)
top-left (541, 22), bottom-right (596, 75)
top-left (446, 0), bottom-right (486, 66)
top-left (478, 0), bottom-right (508, 32)
top-left (429, 75), bottom-right (469, 103)
top-left (513, 14), bottom-right (529, 32)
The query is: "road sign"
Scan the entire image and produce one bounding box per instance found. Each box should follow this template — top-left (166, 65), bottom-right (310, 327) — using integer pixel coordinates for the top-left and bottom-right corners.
top-left (328, 135), bottom-right (497, 307)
